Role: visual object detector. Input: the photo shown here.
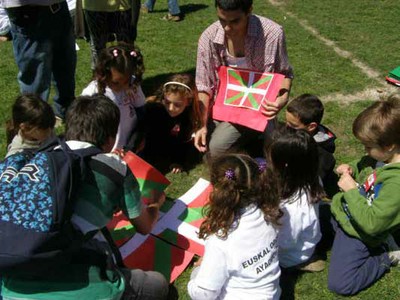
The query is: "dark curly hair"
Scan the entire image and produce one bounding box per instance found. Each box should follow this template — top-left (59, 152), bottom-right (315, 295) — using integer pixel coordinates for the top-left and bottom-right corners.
top-left (94, 42), bottom-right (144, 94)
top-left (199, 153), bottom-right (281, 240)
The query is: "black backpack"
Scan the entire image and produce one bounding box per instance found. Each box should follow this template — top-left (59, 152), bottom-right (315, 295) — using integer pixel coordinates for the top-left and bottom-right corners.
top-left (0, 138), bottom-right (102, 274)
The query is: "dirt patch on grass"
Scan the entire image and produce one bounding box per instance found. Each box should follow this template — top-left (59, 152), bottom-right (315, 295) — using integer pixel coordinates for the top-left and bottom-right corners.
top-left (323, 85), bottom-right (399, 104)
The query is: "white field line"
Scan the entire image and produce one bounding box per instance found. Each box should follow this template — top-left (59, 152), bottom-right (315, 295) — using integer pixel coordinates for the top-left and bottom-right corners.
top-left (322, 86), bottom-right (399, 103)
top-left (267, 0), bottom-right (400, 102)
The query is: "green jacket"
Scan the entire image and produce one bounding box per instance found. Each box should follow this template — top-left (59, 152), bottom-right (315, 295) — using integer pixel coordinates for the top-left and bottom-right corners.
top-left (331, 156), bottom-right (400, 248)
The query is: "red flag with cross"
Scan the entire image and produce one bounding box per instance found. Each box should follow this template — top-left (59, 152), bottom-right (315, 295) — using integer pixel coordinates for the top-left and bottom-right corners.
top-left (212, 66), bottom-right (285, 131)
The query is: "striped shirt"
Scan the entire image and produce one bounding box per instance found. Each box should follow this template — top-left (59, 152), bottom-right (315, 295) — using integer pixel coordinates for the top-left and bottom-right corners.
top-left (196, 14), bottom-right (293, 98)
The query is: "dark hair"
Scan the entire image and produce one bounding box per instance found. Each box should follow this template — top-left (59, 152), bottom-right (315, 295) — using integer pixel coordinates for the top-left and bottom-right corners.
top-left (65, 95), bottom-right (120, 148)
top-left (95, 42), bottom-right (145, 94)
top-left (6, 94), bottom-right (55, 144)
top-left (353, 93), bottom-right (400, 148)
top-left (199, 153), bottom-right (281, 240)
top-left (215, 0), bottom-right (252, 13)
top-left (286, 94), bottom-right (324, 125)
top-left (149, 73), bottom-right (203, 133)
top-left (266, 126), bottom-right (325, 204)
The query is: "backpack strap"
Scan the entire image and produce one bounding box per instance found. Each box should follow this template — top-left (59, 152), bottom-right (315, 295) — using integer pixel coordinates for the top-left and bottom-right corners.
top-left (49, 138), bottom-right (103, 226)
top-left (100, 227), bottom-right (125, 268)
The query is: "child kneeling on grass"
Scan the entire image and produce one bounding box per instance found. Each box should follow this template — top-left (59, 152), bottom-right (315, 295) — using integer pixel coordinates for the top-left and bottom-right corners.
top-left (188, 154), bottom-right (282, 300)
top-left (267, 126), bottom-right (326, 272)
top-left (1, 95), bottom-right (169, 300)
top-left (329, 94), bottom-right (400, 296)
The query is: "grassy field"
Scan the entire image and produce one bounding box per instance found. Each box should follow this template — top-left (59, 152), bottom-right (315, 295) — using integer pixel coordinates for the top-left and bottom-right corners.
top-left (0, 0), bottom-right (399, 298)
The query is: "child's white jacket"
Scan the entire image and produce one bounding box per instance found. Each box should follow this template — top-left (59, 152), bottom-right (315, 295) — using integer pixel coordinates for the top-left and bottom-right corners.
top-left (188, 205), bottom-right (281, 300)
top-left (82, 81), bottom-right (145, 150)
top-left (278, 189), bottom-right (321, 268)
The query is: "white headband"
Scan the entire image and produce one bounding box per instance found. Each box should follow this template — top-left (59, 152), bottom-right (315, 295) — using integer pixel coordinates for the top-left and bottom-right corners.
top-left (163, 81), bottom-right (192, 92)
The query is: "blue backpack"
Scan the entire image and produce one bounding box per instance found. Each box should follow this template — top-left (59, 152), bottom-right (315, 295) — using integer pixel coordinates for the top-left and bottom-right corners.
top-left (0, 138), bottom-right (102, 274)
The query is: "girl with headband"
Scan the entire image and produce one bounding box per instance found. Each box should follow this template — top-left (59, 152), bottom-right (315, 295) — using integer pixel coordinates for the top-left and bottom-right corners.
top-left (128, 73), bottom-right (203, 174)
top-left (188, 153), bottom-right (282, 299)
top-left (81, 42), bottom-right (145, 151)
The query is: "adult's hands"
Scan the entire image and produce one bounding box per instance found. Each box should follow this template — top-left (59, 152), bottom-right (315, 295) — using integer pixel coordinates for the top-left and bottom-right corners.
top-left (194, 126), bottom-right (208, 152)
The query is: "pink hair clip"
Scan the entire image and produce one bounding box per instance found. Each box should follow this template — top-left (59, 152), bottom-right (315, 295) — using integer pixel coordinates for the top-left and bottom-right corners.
top-left (130, 51), bottom-right (137, 57)
top-left (113, 49), bottom-right (118, 57)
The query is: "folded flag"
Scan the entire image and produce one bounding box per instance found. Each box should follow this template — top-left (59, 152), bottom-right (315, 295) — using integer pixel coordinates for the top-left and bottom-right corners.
top-left (389, 66), bottom-right (400, 81)
top-left (123, 151), bottom-right (170, 204)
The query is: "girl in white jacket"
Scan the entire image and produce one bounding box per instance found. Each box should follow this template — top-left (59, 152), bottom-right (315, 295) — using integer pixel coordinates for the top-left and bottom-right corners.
top-left (267, 127), bottom-right (325, 270)
top-left (188, 154), bottom-right (282, 300)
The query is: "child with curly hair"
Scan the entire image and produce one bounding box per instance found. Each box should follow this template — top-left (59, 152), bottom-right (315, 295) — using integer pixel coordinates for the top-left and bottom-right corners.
top-left (188, 154), bottom-right (282, 299)
top-left (81, 42), bottom-right (145, 150)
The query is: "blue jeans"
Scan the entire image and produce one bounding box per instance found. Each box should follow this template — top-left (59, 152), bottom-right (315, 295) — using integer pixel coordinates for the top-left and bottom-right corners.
top-left (144, 0), bottom-right (180, 15)
top-left (328, 219), bottom-right (391, 296)
top-left (6, 1), bottom-right (76, 119)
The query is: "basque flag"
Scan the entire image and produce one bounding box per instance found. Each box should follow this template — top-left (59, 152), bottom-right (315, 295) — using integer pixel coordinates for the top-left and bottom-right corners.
top-left (212, 66), bottom-right (284, 131)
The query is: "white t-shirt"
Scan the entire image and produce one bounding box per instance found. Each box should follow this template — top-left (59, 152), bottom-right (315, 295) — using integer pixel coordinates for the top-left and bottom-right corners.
top-left (81, 81), bottom-right (145, 150)
top-left (278, 189), bottom-right (321, 268)
top-left (188, 205), bottom-right (281, 300)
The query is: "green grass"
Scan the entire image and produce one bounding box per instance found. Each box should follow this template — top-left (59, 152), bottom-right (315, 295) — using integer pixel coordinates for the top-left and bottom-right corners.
top-left (0, 0), bottom-right (399, 298)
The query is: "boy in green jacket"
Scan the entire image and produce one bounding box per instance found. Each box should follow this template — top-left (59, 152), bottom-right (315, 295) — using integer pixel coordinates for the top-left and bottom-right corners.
top-left (328, 94), bottom-right (400, 296)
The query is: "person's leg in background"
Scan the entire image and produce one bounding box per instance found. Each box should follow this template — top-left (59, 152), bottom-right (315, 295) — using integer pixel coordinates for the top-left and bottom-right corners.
top-left (51, 1), bottom-right (76, 119)
top-left (167, 0), bottom-right (180, 16)
top-left (83, 10), bottom-right (109, 69)
top-left (6, 6), bottom-right (53, 103)
top-left (130, 0), bottom-right (141, 42)
top-left (111, 9), bottom-right (135, 44)
top-left (142, 0), bottom-right (156, 13)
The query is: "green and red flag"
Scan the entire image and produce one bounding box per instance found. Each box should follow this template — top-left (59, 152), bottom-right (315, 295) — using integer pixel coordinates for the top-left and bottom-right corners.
top-left (119, 229), bottom-right (195, 283)
top-left (212, 66), bottom-right (284, 131)
top-left (123, 151), bottom-right (170, 204)
top-left (107, 178), bottom-right (212, 282)
top-left (151, 178), bottom-right (211, 256)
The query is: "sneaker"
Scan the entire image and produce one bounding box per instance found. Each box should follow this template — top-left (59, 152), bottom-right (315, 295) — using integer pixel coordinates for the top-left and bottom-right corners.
top-left (55, 116), bottom-right (63, 128)
top-left (161, 13), bottom-right (181, 22)
top-left (296, 259), bottom-right (326, 272)
top-left (388, 250), bottom-right (400, 266)
top-left (141, 4), bottom-right (150, 13)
